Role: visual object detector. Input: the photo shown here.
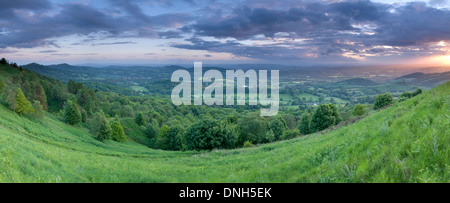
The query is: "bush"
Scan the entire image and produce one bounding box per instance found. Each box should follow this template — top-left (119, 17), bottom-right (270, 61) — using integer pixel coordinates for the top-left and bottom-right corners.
top-left (373, 93), bottom-right (393, 110)
top-left (281, 129), bottom-right (300, 140)
top-left (242, 141), bottom-right (253, 148)
top-left (352, 104), bottom-right (366, 116)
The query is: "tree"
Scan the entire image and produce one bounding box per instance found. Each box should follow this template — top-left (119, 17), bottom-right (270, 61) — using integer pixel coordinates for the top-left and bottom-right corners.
top-left (0, 79), bottom-right (5, 93)
top-left (0, 58), bottom-right (7, 65)
top-left (373, 93), bottom-right (393, 110)
top-left (298, 113), bottom-right (312, 135)
top-left (33, 101), bottom-right (45, 119)
top-left (91, 111), bottom-right (112, 141)
top-left (184, 119), bottom-right (238, 151)
top-left (3, 85), bottom-right (18, 112)
top-left (167, 125), bottom-right (185, 151)
top-left (239, 113), bottom-right (269, 145)
top-left (135, 112), bottom-right (146, 126)
top-left (35, 83), bottom-right (48, 111)
top-left (412, 89), bottom-right (423, 97)
top-left (111, 121), bottom-right (126, 143)
top-left (64, 100), bottom-right (82, 125)
top-left (269, 116), bottom-right (288, 140)
top-left (15, 88), bottom-right (34, 115)
top-left (352, 104), bottom-right (366, 116)
top-left (155, 125), bottom-right (170, 150)
top-left (310, 104), bottom-right (341, 132)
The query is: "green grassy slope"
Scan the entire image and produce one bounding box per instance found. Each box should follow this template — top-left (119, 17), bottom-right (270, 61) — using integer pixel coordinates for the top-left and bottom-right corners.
top-left (0, 82), bottom-right (449, 183)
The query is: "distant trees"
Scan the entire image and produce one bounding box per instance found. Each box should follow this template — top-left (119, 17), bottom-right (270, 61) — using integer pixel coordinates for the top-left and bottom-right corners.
top-left (353, 104), bottom-right (366, 116)
top-left (111, 121), bottom-right (126, 142)
top-left (373, 93), bottom-right (393, 110)
top-left (135, 112), bottom-right (146, 126)
top-left (310, 104), bottom-right (341, 132)
top-left (16, 88), bottom-right (34, 115)
top-left (64, 100), bottom-right (82, 125)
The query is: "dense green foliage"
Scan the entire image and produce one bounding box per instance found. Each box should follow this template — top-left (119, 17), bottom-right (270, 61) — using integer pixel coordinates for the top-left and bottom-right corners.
top-left (184, 119), bottom-right (238, 151)
top-left (373, 93), bottom-right (394, 110)
top-left (0, 81), bottom-right (448, 182)
top-left (353, 104), bottom-right (366, 116)
top-left (135, 112), bottom-right (146, 126)
top-left (310, 104), bottom-right (341, 132)
top-left (298, 113), bottom-right (312, 135)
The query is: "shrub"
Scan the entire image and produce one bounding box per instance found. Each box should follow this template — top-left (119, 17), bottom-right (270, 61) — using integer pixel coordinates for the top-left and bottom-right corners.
top-left (373, 93), bottom-right (393, 110)
top-left (352, 104), bottom-right (366, 116)
top-left (242, 141), bottom-right (253, 148)
top-left (281, 129), bottom-right (301, 140)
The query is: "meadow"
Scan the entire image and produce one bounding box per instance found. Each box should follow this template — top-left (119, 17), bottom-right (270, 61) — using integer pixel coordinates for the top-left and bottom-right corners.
top-left (1, 81), bottom-right (448, 183)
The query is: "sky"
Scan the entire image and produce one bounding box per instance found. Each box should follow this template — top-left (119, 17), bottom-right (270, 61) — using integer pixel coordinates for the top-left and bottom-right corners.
top-left (0, 0), bottom-right (450, 66)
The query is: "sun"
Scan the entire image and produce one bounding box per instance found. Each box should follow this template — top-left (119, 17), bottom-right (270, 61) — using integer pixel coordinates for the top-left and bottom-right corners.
top-left (427, 55), bottom-right (450, 66)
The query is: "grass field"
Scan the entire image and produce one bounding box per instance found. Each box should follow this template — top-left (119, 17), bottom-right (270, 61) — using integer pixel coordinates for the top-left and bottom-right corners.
top-left (0, 82), bottom-right (448, 183)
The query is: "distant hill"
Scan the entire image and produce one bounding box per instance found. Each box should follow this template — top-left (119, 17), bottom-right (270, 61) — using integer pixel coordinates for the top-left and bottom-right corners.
top-left (391, 71), bottom-right (450, 87)
top-left (337, 78), bottom-right (379, 86)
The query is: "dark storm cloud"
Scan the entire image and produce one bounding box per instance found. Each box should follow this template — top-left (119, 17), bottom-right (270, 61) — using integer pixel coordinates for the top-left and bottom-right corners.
top-left (0, 0), bottom-right (192, 48)
top-left (172, 0), bottom-right (450, 60)
top-left (1, 0), bottom-right (450, 62)
top-left (0, 0), bottom-right (51, 18)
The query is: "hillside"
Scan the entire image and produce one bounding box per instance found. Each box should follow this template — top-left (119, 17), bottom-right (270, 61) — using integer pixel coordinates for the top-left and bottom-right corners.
top-left (0, 80), bottom-right (448, 182)
top-left (391, 71), bottom-right (450, 87)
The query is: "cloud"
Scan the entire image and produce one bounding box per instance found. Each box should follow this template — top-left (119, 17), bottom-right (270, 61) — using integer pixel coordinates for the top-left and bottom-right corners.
top-left (171, 0), bottom-right (450, 60)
